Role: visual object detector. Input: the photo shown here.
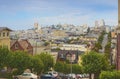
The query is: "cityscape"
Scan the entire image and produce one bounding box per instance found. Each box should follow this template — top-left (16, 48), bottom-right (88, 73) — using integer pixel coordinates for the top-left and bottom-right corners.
top-left (0, 0), bottom-right (119, 79)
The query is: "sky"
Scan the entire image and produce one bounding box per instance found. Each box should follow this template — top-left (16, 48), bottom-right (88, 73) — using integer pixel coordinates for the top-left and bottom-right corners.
top-left (0, 0), bottom-right (118, 30)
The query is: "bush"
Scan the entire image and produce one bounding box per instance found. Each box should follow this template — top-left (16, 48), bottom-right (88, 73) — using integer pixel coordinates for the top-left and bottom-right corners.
top-left (99, 71), bottom-right (120, 79)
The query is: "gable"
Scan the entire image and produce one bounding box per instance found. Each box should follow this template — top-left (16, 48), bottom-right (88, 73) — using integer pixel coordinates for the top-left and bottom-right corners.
top-left (10, 41), bottom-right (24, 51)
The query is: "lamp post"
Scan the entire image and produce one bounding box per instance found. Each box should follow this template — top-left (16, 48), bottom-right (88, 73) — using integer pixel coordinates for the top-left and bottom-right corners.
top-left (70, 52), bottom-right (73, 79)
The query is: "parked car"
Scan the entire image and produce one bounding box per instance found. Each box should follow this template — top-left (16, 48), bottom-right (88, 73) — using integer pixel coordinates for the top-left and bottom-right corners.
top-left (40, 74), bottom-right (55, 79)
top-left (76, 74), bottom-right (82, 79)
top-left (47, 71), bottom-right (58, 78)
top-left (13, 72), bottom-right (38, 79)
top-left (67, 73), bottom-right (76, 79)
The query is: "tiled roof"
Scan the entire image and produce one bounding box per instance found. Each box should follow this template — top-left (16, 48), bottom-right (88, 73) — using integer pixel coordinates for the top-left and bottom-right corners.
top-left (18, 40), bottom-right (29, 50)
top-left (0, 27), bottom-right (12, 31)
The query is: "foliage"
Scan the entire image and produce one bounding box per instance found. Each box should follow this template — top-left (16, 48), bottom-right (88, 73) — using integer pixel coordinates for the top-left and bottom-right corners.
top-left (44, 42), bottom-right (50, 46)
top-left (98, 31), bottom-right (105, 44)
top-left (81, 51), bottom-right (109, 79)
top-left (93, 42), bottom-right (102, 52)
top-left (29, 56), bottom-right (44, 75)
top-left (54, 61), bottom-right (66, 73)
top-left (37, 52), bottom-right (54, 72)
top-left (72, 64), bottom-right (82, 74)
top-left (8, 51), bottom-right (31, 74)
top-left (104, 42), bottom-right (111, 60)
top-left (104, 32), bottom-right (111, 61)
top-left (54, 61), bottom-right (82, 74)
top-left (0, 47), bottom-right (10, 69)
top-left (99, 71), bottom-right (120, 79)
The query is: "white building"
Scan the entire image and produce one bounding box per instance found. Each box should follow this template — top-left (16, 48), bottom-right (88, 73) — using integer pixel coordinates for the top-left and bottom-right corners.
top-left (60, 44), bottom-right (88, 52)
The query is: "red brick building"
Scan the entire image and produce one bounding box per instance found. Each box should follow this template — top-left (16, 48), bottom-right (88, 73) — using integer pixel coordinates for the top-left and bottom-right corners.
top-left (116, 0), bottom-right (120, 70)
top-left (10, 39), bottom-right (33, 55)
top-left (117, 34), bottom-right (120, 70)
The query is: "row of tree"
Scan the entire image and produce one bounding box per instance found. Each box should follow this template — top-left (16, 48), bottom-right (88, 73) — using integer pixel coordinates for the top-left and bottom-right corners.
top-left (0, 45), bottom-right (115, 79)
top-left (92, 31), bottom-right (106, 52)
top-left (0, 47), bottom-right (54, 77)
top-left (53, 51), bottom-right (110, 79)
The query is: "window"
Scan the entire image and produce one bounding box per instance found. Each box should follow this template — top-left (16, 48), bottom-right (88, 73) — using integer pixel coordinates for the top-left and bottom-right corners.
top-left (3, 32), bottom-right (5, 37)
top-left (15, 44), bottom-right (18, 49)
top-left (7, 32), bottom-right (9, 36)
top-left (60, 54), bottom-right (64, 58)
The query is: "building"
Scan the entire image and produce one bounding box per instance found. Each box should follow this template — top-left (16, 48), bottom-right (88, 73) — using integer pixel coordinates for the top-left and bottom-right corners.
top-left (116, 0), bottom-right (120, 70)
top-left (118, 0), bottom-right (120, 26)
top-left (10, 39), bottom-right (33, 55)
top-left (0, 27), bottom-right (12, 49)
top-left (60, 44), bottom-right (88, 52)
top-left (57, 50), bottom-right (84, 64)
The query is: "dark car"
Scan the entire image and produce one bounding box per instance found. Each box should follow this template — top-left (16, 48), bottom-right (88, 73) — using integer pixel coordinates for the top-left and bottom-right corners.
top-left (40, 74), bottom-right (56, 79)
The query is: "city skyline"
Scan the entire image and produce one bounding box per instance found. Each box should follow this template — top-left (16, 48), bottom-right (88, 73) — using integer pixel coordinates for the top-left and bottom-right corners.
top-left (0, 0), bottom-right (118, 30)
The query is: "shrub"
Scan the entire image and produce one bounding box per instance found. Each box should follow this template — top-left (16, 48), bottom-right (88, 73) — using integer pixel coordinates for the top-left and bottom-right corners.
top-left (99, 71), bottom-right (120, 79)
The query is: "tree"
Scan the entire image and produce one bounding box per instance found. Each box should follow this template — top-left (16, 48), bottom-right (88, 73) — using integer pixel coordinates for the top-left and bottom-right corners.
top-left (54, 61), bottom-right (82, 74)
top-left (29, 56), bottom-right (44, 75)
top-left (7, 51), bottom-right (31, 75)
top-left (44, 42), bottom-right (50, 46)
top-left (37, 52), bottom-right (54, 72)
top-left (93, 42), bottom-right (102, 52)
top-left (54, 61), bottom-right (66, 73)
top-left (104, 42), bottom-right (111, 60)
top-left (81, 51), bottom-right (109, 79)
top-left (0, 47), bottom-right (10, 69)
top-left (99, 71), bottom-right (120, 79)
top-left (72, 64), bottom-right (82, 74)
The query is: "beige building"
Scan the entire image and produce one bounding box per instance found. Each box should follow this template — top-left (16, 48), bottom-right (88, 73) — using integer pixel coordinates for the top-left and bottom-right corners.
top-left (60, 44), bottom-right (88, 52)
top-left (0, 27), bottom-right (12, 49)
top-left (52, 30), bottom-right (67, 38)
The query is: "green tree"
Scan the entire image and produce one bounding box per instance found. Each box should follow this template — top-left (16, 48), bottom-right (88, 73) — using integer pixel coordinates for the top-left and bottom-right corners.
top-left (54, 61), bottom-right (67, 73)
top-left (93, 42), bottom-right (102, 52)
top-left (37, 52), bottom-right (54, 72)
top-left (104, 42), bottom-right (111, 60)
top-left (44, 42), bottom-right (50, 46)
top-left (81, 51), bottom-right (109, 79)
top-left (8, 51), bottom-right (31, 75)
top-left (54, 61), bottom-right (82, 74)
top-left (99, 71), bottom-right (120, 79)
top-left (29, 56), bottom-right (44, 75)
top-left (72, 64), bottom-right (82, 74)
top-left (0, 47), bottom-right (10, 69)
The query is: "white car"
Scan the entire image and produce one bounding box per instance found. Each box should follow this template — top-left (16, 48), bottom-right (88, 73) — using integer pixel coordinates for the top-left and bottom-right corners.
top-left (47, 71), bottom-right (58, 77)
top-left (67, 73), bottom-right (76, 79)
top-left (13, 73), bottom-right (38, 79)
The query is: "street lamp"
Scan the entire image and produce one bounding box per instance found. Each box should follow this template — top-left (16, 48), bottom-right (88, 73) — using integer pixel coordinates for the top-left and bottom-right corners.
top-left (70, 52), bottom-right (73, 78)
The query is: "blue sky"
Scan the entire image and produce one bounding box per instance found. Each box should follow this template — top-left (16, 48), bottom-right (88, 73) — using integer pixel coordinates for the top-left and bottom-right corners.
top-left (0, 0), bottom-right (118, 30)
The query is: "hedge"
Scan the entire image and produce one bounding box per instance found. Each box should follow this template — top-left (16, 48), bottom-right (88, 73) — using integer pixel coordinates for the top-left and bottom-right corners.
top-left (99, 71), bottom-right (120, 79)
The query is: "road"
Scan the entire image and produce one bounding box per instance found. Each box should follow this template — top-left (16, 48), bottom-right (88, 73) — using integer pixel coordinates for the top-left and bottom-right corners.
top-left (101, 34), bottom-right (108, 53)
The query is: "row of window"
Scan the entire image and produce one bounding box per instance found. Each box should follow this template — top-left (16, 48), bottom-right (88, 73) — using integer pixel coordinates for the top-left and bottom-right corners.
top-left (0, 32), bottom-right (9, 37)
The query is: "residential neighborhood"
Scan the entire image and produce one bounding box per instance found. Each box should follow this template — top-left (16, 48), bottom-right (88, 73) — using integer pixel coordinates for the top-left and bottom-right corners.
top-left (0, 0), bottom-right (119, 79)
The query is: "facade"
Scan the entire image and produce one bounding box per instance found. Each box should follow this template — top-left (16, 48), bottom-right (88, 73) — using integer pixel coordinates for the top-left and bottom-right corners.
top-left (0, 27), bottom-right (12, 49)
top-left (118, 0), bottom-right (120, 26)
top-left (57, 50), bottom-right (84, 64)
top-left (116, 0), bottom-right (120, 70)
top-left (10, 39), bottom-right (33, 55)
top-left (60, 44), bottom-right (88, 52)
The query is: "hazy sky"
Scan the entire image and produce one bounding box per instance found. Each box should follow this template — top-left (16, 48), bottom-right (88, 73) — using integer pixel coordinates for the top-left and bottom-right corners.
top-left (0, 0), bottom-right (118, 30)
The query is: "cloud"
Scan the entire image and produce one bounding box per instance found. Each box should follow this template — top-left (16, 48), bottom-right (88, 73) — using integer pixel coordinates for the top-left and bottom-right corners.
top-left (36, 8), bottom-right (117, 26)
top-left (0, 0), bottom-right (118, 30)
